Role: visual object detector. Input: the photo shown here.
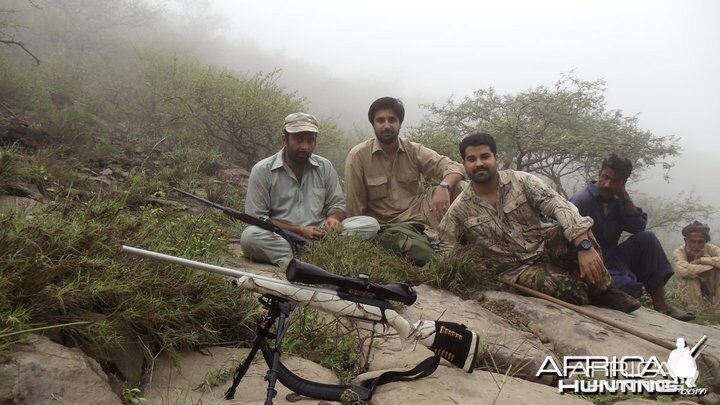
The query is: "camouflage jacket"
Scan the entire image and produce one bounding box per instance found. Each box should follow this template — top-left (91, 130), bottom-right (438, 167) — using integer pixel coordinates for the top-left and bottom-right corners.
top-left (438, 170), bottom-right (593, 264)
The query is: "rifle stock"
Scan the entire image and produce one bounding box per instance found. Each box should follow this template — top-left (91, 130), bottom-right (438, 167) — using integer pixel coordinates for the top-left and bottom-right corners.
top-left (121, 245), bottom-right (478, 373)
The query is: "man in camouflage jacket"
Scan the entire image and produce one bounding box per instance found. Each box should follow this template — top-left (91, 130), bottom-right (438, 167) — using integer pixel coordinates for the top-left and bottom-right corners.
top-left (438, 133), bottom-right (639, 312)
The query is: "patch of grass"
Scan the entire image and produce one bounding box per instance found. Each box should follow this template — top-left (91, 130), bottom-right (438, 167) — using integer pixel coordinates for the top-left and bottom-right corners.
top-left (159, 147), bottom-right (230, 192)
top-left (0, 304), bottom-right (32, 359)
top-left (122, 387), bottom-right (148, 404)
top-left (668, 281), bottom-right (720, 326)
top-left (283, 307), bottom-right (363, 383)
top-left (0, 143), bottom-right (100, 202)
top-left (0, 193), bottom-right (260, 363)
top-left (0, 143), bottom-right (47, 194)
top-left (426, 245), bottom-right (508, 299)
top-left (299, 233), bottom-right (418, 285)
top-left (0, 144), bottom-right (20, 194)
top-left (42, 107), bottom-right (107, 147)
top-left (193, 363), bottom-right (236, 392)
top-left (580, 392), bottom-right (646, 405)
top-left (644, 278), bottom-right (720, 326)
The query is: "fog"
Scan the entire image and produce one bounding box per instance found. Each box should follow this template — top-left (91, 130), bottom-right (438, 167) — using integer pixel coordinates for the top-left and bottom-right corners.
top-left (201, 0), bottom-right (719, 245)
top-left (4, 0), bottom-right (718, 246)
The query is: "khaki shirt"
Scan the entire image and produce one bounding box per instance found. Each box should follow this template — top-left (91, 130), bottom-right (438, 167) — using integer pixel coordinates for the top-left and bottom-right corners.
top-left (673, 243), bottom-right (720, 279)
top-left (344, 137), bottom-right (464, 224)
top-left (438, 170), bottom-right (593, 263)
top-left (244, 149), bottom-right (345, 227)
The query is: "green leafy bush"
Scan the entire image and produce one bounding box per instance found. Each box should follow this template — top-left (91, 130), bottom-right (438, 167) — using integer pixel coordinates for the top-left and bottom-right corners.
top-left (0, 195), bottom-right (260, 361)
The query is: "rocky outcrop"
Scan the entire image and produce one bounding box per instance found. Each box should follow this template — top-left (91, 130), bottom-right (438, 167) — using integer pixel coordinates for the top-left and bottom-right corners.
top-left (0, 334), bottom-right (120, 404)
top-left (484, 290), bottom-right (720, 391)
top-left (142, 346), bottom-right (341, 404)
top-left (401, 284), bottom-right (556, 384)
top-left (6, 253), bottom-right (720, 403)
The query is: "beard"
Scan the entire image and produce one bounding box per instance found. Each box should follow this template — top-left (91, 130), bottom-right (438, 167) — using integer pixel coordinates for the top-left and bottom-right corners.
top-left (285, 148), bottom-right (310, 164)
top-left (686, 247), bottom-right (703, 260)
top-left (375, 128), bottom-right (400, 145)
top-left (597, 187), bottom-right (614, 199)
top-left (468, 167), bottom-right (497, 184)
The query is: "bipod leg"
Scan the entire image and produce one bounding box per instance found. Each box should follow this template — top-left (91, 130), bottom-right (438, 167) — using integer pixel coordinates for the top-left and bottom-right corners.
top-left (264, 300), bottom-right (296, 405)
top-left (224, 300), bottom-right (280, 400)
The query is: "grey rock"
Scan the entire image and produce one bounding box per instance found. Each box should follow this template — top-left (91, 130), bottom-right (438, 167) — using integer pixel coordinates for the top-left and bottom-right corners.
top-left (401, 285), bottom-right (556, 384)
top-left (143, 346), bottom-right (340, 405)
top-left (486, 290), bottom-right (720, 392)
top-left (0, 334), bottom-right (121, 405)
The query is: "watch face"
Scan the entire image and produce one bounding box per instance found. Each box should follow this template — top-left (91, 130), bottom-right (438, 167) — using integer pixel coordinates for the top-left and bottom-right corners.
top-left (580, 239), bottom-right (592, 250)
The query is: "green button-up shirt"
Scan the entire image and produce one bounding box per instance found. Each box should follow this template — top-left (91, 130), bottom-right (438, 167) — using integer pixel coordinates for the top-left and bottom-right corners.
top-left (244, 149), bottom-right (346, 227)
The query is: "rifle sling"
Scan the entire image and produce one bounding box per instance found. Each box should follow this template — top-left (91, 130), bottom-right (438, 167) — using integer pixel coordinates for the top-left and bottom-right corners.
top-left (359, 355), bottom-right (440, 392)
top-left (258, 336), bottom-right (372, 401)
top-left (226, 329), bottom-right (441, 401)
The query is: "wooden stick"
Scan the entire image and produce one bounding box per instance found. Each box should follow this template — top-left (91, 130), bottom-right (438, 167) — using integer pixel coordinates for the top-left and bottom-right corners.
top-left (501, 280), bottom-right (676, 350)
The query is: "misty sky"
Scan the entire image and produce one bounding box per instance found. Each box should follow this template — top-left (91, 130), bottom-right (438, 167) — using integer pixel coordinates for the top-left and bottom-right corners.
top-left (210, 0), bottom-right (719, 210)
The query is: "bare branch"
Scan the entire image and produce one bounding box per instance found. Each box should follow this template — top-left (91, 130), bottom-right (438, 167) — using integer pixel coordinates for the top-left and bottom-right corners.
top-left (0, 38), bottom-right (40, 65)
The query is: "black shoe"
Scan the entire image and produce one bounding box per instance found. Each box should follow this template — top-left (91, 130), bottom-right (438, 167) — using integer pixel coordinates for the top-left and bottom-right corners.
top-left (592, 287), bottom-right (642, 313)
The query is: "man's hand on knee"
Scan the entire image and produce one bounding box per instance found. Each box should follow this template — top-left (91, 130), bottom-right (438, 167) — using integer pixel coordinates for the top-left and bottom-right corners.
top-left (578, 249), bottom-right (605, 285)
top-left (432, 187), bottom-right (451, 220)
top-left (324, 217), bottom-right (343, 233)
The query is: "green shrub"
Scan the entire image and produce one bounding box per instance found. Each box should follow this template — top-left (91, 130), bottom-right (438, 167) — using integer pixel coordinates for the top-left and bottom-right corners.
top-left (299, 233), bottom-right (418, 285)
top-left (426, 246), bottom-right (507, 298)
top-left (284, 308), bottom-right (363, 383)
top-left (42, 107), bottom-right (107, 145)
top-left (0, 195), bottom-right (260, 361)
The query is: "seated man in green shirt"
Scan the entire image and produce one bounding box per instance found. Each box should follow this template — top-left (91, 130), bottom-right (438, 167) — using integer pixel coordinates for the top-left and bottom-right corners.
top-left (240, 112), bottom-right (379, 265)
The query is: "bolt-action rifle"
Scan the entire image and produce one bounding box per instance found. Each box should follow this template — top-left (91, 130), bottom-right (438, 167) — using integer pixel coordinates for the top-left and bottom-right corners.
top-left (171, 187), bottom-right (308, 254)
top-left (123, 208), bottom-right (478, 404)
top-left (122, 246), bottom-right (478, 403)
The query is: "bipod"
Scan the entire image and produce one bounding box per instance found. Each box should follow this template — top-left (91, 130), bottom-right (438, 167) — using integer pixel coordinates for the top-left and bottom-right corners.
top-left (223, 292), bottom-right (452, 403)
top-left (224, 295), bottom-right (296, 405)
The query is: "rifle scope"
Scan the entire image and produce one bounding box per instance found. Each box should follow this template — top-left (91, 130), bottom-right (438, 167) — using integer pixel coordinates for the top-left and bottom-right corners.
top-left (286, 259), bottom-right (417, 305)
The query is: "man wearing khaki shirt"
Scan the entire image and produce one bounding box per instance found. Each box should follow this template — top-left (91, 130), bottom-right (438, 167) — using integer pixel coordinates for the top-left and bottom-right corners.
top-left (674, 221), bottom-right (720, 306)
top-left (345, 97), bottom-right (465, 231)
top-left (240, 112), bottom-right (379, 266)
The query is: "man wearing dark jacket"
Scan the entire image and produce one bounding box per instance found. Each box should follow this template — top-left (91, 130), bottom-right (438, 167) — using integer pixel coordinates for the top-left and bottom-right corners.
top-left (570, 154), bottom-right (694, 321)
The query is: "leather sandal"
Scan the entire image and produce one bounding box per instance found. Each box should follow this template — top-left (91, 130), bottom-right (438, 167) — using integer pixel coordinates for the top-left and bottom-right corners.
top-left (662, 306), bottom-right (695, 322)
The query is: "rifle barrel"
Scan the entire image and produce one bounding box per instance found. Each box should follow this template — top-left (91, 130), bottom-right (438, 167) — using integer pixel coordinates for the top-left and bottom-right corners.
top-left (172, 187), bottom-right (223, 210)
top-left (121, 245), bottom-right (479, 373)
top-left (171, 187), bottom-right (308, 247)
top-left (121, 245), bottom-right (327, 294)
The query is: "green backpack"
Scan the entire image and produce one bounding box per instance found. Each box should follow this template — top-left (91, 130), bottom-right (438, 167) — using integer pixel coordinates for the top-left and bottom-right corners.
top-left (378, 223), bottom-right (436, 266)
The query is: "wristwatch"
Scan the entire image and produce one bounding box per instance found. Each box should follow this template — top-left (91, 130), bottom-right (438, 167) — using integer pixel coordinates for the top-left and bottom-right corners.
top-left (577, 239), bottom-right (593, 251)
top-left (439, 180), bottom-right (450, 189)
